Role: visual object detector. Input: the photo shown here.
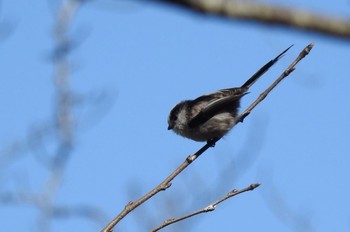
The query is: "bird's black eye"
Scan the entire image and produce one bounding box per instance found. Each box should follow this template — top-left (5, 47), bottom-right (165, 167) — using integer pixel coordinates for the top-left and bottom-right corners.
top-left (171, 114), bottom-right (178, 121)
top-left (169, 101), bottom-right (186, 122)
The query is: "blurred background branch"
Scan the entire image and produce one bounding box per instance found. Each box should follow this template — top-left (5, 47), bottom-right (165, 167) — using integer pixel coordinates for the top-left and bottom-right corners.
top-left (155, 0), bottom-right (350, 40)
top-left (0, 0), bottom-right (108, 231)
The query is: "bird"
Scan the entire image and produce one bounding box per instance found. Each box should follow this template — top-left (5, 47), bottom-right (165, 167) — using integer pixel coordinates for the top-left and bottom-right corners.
top-left (167, 45), bottom-right (292, 142)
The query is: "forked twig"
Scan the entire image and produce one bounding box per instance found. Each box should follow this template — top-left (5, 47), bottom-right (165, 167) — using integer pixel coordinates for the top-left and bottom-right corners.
top-left (151, 183), bottom-right (260, 231)
top-left (101, 43), bottom-right (314, 232)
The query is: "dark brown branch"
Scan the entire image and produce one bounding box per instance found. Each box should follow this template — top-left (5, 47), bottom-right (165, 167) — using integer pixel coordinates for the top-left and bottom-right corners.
top-left (101, 43), bottom-right (314, 232)
top-left (151, 183), bottom-right (260, 232)
top-left (158, 0), bottom-right (350, 40)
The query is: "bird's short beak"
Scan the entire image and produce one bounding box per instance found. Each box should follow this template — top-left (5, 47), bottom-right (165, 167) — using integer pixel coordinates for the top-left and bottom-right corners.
top-left (167, 125), bottom-right (173, 130)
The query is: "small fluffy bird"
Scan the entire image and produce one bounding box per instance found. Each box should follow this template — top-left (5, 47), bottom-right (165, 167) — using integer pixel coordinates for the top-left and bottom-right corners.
top-left (167, 46), bottom-right (292, 142)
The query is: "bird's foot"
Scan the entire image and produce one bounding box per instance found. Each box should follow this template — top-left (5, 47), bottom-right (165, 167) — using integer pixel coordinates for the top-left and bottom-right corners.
top-left (207, 138), bottom-right (217, 147)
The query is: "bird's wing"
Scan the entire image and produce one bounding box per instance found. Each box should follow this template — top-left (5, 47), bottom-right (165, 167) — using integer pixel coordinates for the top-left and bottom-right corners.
top-left (188, 93), bottom-right (246, 128)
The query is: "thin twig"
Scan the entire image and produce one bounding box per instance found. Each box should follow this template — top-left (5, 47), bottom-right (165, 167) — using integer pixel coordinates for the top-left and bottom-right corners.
top-left (237, 43), bottom-right (314, 123)
top-left (101, 142), bottom-right (215, 232)
top-left (151, 183), bottom-right (260, 232)
top-left (101, 43), bottom-right (314, 232)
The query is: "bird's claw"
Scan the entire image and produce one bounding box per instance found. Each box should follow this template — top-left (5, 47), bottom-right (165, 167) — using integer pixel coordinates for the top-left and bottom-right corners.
top-left (207, 138), bottom-right (216, 147)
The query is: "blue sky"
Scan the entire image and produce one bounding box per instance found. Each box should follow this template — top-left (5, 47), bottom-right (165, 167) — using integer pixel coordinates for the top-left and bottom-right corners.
top-left (1, 0), bottom-right (350, 231)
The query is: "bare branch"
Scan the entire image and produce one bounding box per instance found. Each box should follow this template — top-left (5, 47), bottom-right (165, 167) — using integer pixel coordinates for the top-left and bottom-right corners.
top-left (237, 43), bottom-right (314, 123)
top-left (158, 0), bottom-right (350, 40)
top-left (101, 43), bottom-right (314, 232)
top-left (101, 141), bottom-right (215, 232)
top-left (151, 183), bottom-right (260, 232)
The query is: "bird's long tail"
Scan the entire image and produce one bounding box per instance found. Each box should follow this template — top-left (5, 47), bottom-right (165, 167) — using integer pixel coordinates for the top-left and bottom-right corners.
top-left (241, 45), bottom-right (293, 89)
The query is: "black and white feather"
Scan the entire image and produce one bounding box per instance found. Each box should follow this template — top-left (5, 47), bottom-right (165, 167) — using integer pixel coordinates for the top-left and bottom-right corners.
top-left (168, 45), bottom-right (292, 142)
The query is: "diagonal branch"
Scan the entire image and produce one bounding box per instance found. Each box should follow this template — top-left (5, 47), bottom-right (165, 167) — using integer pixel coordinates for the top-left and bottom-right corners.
top-left (151, 183), bottom-right (260, 232)
top-left (101, 43), bottom-right (314, 232)
top-left (101, 142), bottom-right (215, 232)
top-left (237, 43), bottom-right (314, 123)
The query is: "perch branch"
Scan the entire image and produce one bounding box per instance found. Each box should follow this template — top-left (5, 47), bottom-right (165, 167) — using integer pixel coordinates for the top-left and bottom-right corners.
top-left (101, 43), bottom-right (314, 232)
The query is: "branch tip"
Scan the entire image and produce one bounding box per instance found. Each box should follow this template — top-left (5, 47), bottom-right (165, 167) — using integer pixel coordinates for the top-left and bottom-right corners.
top-left (250, 183), bottom-right (261, 190)
top-left (306, 43), bottom-right (314, 52)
